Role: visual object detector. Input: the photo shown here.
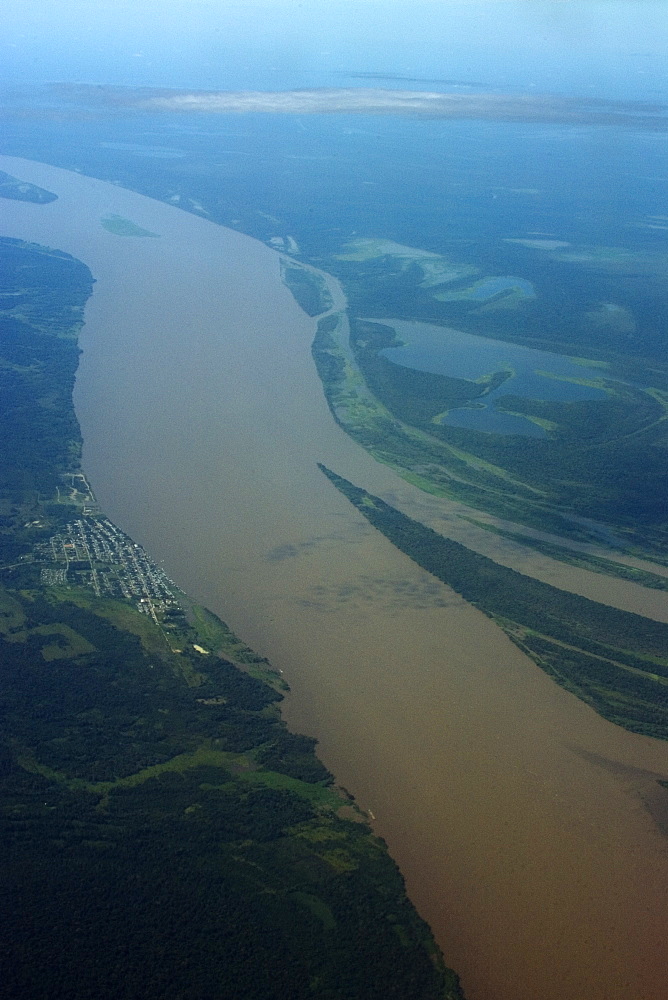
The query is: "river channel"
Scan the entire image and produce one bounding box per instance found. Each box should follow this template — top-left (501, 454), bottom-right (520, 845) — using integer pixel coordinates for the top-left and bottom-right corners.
top-left (2, 155), bottom-right (668, 1000)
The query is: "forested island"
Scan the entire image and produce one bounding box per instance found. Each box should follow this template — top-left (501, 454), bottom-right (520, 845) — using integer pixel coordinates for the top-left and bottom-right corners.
top-left (0, 169), bottom-right (57, 204)
top-left (319, 464), bottom-right (668, 743)
top-left (0, 237), bottom-right (464, 999)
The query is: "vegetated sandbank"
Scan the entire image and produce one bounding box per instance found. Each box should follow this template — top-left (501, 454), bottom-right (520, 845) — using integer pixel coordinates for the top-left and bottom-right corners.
top-left (319, 464), bottom-right (668, 741)
top-left (2, 155), bottom-right (668, 1000)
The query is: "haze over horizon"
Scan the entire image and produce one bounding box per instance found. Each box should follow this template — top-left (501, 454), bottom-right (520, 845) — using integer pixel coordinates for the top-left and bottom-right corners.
top-left (37, 80), bottom-right (668, 132)
top-left (3, 0), bottom-right (668, 100)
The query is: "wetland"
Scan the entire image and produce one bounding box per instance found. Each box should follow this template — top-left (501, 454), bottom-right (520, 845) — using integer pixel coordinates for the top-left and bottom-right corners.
top-left (378, 317), bottom-right (609, 436)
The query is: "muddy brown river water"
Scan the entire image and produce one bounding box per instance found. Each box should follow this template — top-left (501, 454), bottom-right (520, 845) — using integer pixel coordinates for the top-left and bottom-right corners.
top-left (2, 155), bottom-right (668, 1000)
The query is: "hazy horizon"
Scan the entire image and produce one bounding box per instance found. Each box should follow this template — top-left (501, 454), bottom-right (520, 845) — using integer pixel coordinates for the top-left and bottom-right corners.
top-left (3, 1), bottom-right (668, 100)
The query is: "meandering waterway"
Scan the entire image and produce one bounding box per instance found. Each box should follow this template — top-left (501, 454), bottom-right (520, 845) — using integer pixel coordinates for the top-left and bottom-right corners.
top-left (2, 154), bottom-right (668, 1000)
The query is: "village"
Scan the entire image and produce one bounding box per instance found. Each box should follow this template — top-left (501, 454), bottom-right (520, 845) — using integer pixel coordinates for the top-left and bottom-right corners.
top-left (36, 510), bottom-right (180, 627)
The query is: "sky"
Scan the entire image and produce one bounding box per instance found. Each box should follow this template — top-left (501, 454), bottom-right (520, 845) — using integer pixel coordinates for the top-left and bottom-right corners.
top-left (2, 1), bottom-right (668, 98)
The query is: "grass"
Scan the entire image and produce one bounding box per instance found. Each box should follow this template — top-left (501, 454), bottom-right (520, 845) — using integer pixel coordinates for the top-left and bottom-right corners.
top-left (434, 277), bottom-right (535, 305)
top-left (0, 171), bottom-right (57, 204)
top-left (0, 586), bottom-right (26, 634)
top-left (94, 744), bottom-right (246, 792)
top-left (473, 289), bottom-right (533, 313)
top-left (397, 470), bottom-right (453, 496)
top-left (178, 593), bottom-right (288, 689)
top-left (290, 892), bottom-right (337, 931)
top-left (444, 440), bottom-right (547, 491)
top-left (17, 733), bottom-right (341, 810)
top-left (320, 848), bottom-right (359, 873)
top-left (533, 369), bottom-right (611, 391)
top-left (569, 356), bottom-right (611, 370)
top-left (335, 237), bottom-right (440, 262)
top-left (47, 585), bottom-right (173, 656)
top-left (317, 319), bottom-right (547, 498)
top-left (646, 387), bottom-right (668, 412)
top-left (242, 663), bottom-right (289, 690)
top-left (16, 743), bottom-right (249, 796)
top-left (183, 594), bottom-right (252, 659)
top-left (239, 768), bottom-right (343, 809)
top-left (43, 584), bottom-right (286, 691)
top-left (42, 585), bottom-right (211, 684)
top-left (32, 623), bottom-right (96, 660)
top-left (494, 406), bottom-right (559, 433)
top-left (316, 308), bottom-right (668, 551)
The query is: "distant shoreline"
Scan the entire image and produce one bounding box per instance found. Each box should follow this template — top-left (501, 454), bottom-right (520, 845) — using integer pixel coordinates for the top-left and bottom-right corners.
top-left (49, 83), bottom-right (668, 131)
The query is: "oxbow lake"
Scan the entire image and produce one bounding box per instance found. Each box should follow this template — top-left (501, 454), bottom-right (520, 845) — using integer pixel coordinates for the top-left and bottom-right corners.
top-left (380, 317), bottom-right (608, 436)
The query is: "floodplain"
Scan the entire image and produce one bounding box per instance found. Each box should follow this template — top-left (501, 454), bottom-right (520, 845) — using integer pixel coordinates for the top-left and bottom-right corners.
top-left (2, 155), bottom-right (668, 1000)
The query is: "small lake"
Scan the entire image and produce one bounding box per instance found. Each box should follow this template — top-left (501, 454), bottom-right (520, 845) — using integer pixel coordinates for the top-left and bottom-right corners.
top-left (467, 276), bottom-right (535, 300)
top-left (437, 275), bottom-right (536, 302)
top-left (379, 318), bottom-right (607, 436)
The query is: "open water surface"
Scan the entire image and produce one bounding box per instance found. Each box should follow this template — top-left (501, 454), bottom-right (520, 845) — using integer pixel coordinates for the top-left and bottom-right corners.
top-left (380, 317), bottom-right (608, 436)
top-left (3, 155), bottom-right (668, 1000)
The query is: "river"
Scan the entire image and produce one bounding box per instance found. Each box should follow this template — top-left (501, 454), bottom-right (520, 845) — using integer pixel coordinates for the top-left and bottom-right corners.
top-left (2, 154), bottom-right (668, 1000)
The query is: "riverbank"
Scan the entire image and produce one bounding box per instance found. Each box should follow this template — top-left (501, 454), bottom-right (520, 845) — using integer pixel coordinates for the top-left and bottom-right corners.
top-left (3, 154), bottom-right (668, 1000)
top-left (0, 233), bottom-right (463, 1000)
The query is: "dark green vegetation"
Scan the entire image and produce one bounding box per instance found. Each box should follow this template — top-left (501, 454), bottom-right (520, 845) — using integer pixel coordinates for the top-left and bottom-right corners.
top-left (280, 260), bottom-right (333, 316)
top-left (0, 241), bottom-right (463, 998)
top-left (320, 465), bottom-right (668, 741)
top-left (0, 169), bottom-right (57, 203)
top-left (0, 238), bottom-right (92, 565)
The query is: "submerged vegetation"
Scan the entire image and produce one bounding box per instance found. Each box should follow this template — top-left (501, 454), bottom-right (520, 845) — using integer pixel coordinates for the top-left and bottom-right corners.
top-left (0, 238), bottom-right (463, 998)
top-left (0, 169), bottom-right (57, 203)
top-left (101, 213), bottom-right (159, 237)
top-left (320, 465), bottom-right (668, 741)
top-left (459, 517), bottom-right (668, 590)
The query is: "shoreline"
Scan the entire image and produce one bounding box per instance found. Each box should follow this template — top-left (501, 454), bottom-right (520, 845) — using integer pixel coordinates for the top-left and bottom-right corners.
top-left (3, 154), bottom-right (668, 1000)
